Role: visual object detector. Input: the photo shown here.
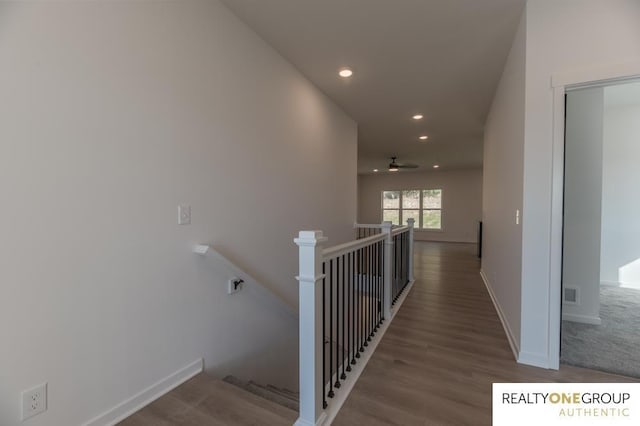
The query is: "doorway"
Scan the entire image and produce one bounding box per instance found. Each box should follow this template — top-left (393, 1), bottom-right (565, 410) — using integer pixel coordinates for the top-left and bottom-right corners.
top-left (560, 79), bottom-right (640, 377)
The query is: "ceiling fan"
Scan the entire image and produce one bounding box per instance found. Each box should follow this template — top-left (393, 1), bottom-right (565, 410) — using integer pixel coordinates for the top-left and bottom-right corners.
top-left (388, 156), bottom-right (418, 172)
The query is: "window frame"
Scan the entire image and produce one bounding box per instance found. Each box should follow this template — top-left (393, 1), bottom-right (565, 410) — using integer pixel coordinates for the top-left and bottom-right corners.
top-left (381, 189), bottom-right (443, 230)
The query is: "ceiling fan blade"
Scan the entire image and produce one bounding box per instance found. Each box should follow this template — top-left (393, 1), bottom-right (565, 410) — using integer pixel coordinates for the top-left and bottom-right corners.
top-left (397, 163), bottom-right (418, 168)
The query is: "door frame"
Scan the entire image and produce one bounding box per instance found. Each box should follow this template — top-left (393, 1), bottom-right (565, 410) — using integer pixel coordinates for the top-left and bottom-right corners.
top-left (548, 62), bottom-right (640, 369)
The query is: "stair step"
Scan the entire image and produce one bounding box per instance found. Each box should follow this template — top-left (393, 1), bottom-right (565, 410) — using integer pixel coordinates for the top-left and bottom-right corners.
top-left (246, 382), bottom-right (299, 411)
top-left (223, 376), bottom-right (299, 411)
top-left (266, 384), bottom-right (299, 401)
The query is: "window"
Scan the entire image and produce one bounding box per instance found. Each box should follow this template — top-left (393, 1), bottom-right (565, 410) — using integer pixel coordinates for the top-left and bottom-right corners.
top-left (382, 189), bottom-right (442, 229)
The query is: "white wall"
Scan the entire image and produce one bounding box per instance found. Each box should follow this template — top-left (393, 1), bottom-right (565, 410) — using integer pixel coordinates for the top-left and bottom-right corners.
top-left (481, 9), bottom-right (526, 352)
top-left (601, 84), bottom-right (640, 288)
top-left (562, 87), bottom-right (604, 324)
top-left (358, 169), bottom-right (482, 243)
top-left (0, 1), bottom-right (357, 425)
top-left (520, 0), bottom-right (640, 366)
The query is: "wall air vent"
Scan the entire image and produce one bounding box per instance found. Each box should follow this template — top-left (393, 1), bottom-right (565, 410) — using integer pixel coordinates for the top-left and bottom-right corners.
top-left (563, 287), bottom-right (579, 304)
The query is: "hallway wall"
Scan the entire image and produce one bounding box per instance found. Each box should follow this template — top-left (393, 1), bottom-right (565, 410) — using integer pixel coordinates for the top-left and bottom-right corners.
top-left (0, 1), bottom-right (356, 425)
top-left (481, 9), bottom-right (526, 354)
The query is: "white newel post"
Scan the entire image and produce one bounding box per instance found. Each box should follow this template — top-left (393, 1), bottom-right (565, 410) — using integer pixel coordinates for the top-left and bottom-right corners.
top-left (381, 221), bottom-right (393, 320)
top-left (406, 218), bottom-right (415, 282)
top-left (294, 230), bottom-right (327, 426)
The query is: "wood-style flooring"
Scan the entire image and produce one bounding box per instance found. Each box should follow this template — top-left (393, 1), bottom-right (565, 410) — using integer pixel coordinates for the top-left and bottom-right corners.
top-left (332, 241), bottom-right (637, 425)
top-left (117, 373), bottom-right (296, 425)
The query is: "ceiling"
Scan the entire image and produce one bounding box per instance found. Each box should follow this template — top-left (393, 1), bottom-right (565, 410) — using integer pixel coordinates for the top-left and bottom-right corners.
top-left (221, 0), bottom-right (526, 174)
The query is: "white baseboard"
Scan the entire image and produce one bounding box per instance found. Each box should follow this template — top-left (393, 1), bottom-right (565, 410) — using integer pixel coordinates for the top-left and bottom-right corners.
top-left (294, 412), bottom-right (327, 426)
top-left (562, 313), bottom-right (602, 325)
top-left (479, 270), bottom-right (519, 361)
top-left (82, 358), bottom-right (203, 426)
top-left (518, 351), bottom-right (550, 369)
top-left (601, 280), bottom-right (621, 287)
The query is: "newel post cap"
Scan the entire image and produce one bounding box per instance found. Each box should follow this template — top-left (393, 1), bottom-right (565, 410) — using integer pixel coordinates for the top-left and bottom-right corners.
top-left (294, 230), bottom-right (328, 247)
top-left (407, 218), bottom-right (415, 227)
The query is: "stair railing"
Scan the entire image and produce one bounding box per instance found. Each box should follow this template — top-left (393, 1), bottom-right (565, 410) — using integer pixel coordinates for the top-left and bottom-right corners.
top-left (294, 219), bottom-right (415, 426)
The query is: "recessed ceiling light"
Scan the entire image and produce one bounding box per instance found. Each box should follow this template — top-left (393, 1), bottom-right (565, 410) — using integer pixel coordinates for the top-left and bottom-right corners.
top-left (433, 164), bottom-right (440, 169)
top-left (339, 68), bottom-right (353, 78)
top-left (373, 169), bottom-right (379, 172)
top-left (419, 135), bottom-right (428, 140)
top-left (412, 114), bottom-right (423, 120)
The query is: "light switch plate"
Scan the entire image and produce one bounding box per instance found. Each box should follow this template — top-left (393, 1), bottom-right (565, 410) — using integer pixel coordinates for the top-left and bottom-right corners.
top-left (178, 205), bottom-right (191, 225)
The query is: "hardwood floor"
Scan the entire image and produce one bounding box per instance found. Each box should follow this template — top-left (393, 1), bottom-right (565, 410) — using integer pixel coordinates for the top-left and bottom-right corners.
top-left (332, 241), bottom-right (637, 426)
top-left (117, 373), bottom-right (296, 426)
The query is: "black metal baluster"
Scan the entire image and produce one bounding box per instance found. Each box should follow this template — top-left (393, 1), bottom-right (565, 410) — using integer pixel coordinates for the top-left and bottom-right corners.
top-left (396, 234), bottom-right (402, 301)
top-left (380, 240), bottom-right (385, 323)
top-left (359, 247), bottom-right (364, 354)
top-left (405, 233), bottom-right (408, 287)
top-left (400, 233), bottom-right (403, 291)
top-left (367, 243), bottom-right (371, 340)
top-left (351, 250), bottom-right (356, 364)
top-left (364, 245), bottom-right (369, 347)
top-left (341, 254), bottom-right (346, 380)
top-left (380, 240), bottom-right (384, 322)
top-left (335, 257), bottom-right (341, 389)
top-left (369, 242), bottom-right (373, 339)
top-left (328, 260), bottom-right (334, 398)
top-left (375, 241), bottom-right (380, 330)
top-left (404, 233), bottom-right (407, 287)
top-left (322, 262), bottom-right (327, 408)
top-left (392, 235), bottom-right (395, 303)
top-left (403, 233), bottom-right (406, 288)
top-left (397, 234), bottom-right (401, 298)
top-left (347, 252), bottom-right (352, 372)
top-left (406, 232), bottom-right (409, 285)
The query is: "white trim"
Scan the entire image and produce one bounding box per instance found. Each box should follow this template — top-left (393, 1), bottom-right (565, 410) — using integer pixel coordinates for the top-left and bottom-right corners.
top-left (391, 226), bottom-right (410, 236)
top-left (323, 233), bottom-right (386, 260)
top-left (548, 85), bottom-right (566, 371)
top-left (562, 313), bottom-right (602, 325)
top-left (600, 280), bottom-right (621, 287)
top-left (82, 358), bottom-right (203, 426)
top-left (312, 279), bottom-right (415, 426)
top-left (294, 412), bottom-right (327, 426)
top-left (551, 62), bottom-right (640, 88)
top-left (548, 64), bottom-right (640, 374)
top-left (518, 351), bottom-right (549, 369)
top-left (479, 270), bottom-right (519, 361)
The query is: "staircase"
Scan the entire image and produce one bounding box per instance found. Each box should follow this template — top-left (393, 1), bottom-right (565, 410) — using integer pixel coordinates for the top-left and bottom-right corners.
top-left (223, 375), bottom-right (299, 411)
top-left (118, 373), bottom-right (297, 425)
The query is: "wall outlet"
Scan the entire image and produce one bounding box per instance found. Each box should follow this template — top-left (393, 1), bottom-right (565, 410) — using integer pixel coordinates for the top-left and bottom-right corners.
top-left (178, 204), bottom-right (191, 225)
top-left (22, 383), bottom-right (47, 421)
